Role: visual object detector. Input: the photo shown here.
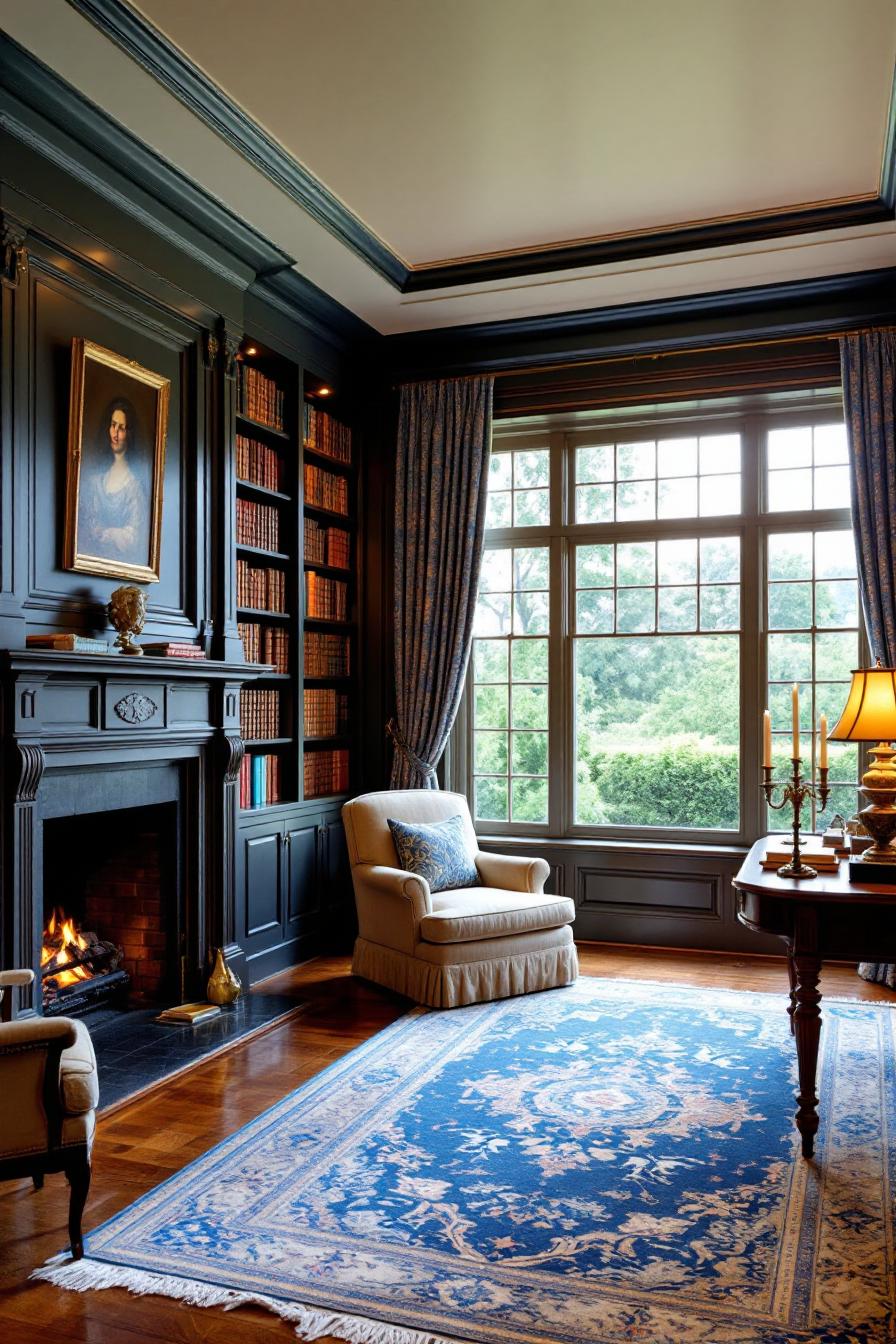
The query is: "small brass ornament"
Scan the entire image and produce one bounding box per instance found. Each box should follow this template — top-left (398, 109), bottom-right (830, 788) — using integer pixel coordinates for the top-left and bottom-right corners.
top-left (207, 947), bottom-right (241, 1006)
top-left (108, 584), bottom-right (147, 655)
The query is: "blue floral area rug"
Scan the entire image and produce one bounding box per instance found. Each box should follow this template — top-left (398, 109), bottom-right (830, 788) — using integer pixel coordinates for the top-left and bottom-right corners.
top-left (35, 978), bottom-right (896, 1344)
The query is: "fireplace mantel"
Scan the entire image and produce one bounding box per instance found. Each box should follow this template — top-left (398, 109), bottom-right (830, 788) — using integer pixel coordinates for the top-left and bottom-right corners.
top-left (1, 649), bottom-right (267, 1017)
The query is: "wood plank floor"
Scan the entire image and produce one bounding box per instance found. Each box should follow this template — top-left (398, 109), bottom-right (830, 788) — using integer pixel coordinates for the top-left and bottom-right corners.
top-left (1, 944), bottom-right (893, 1343)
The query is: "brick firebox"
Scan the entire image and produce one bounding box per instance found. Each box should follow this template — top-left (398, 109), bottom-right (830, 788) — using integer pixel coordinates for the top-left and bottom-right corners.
top-left (82, 830), bottom-right (167, 1000)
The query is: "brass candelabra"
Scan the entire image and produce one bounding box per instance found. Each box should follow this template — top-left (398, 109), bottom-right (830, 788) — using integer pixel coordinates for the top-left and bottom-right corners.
top-left (761, 759), bottom-right (830, 878)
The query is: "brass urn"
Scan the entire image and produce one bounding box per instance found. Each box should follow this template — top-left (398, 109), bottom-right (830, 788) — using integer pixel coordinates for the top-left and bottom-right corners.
top-left (206, 948), bottom-right (241, 1006)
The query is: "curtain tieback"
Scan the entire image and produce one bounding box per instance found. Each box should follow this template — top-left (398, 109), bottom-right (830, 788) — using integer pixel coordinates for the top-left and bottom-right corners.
top-left (386, 718), bottom-right (437, 782)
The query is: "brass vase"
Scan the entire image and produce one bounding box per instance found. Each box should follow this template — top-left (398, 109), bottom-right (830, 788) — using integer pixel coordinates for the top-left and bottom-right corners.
top-left (207, 948), bottom-right (241, 1006)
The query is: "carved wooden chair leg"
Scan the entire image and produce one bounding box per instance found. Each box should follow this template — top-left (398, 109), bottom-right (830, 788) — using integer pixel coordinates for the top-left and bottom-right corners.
top-left (32, 1172), bottom-right (44, 1190)
top-left (65, 1152), bottom-right (91, 1259)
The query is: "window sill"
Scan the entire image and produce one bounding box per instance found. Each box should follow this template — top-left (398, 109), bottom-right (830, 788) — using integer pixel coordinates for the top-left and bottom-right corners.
top-left (476, 834), bottom-right (750, 859)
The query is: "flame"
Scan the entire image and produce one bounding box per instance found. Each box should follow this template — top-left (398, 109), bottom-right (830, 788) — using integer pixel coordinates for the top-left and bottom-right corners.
top-left (41, 907), bottom-right (93, 986)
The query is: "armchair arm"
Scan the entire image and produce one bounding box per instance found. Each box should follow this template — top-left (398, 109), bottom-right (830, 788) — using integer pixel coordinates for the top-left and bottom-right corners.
top-left (0, 1017), bottom-right (76, 1053)
top-left (0, 969), bottom-right (35, 988)
top-left (475, 850), bottom-right (550, 894)
top-left (351, 864), bottom-right (431, 955)
top-left (0, 1018), bottom-right (76, 1160)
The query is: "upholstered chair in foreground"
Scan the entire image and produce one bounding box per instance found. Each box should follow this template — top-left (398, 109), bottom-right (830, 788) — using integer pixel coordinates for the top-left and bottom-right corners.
top-left (0, 969), bottom-right (98, 1259)
top-left (342, 790), bottom-right (577, 1008)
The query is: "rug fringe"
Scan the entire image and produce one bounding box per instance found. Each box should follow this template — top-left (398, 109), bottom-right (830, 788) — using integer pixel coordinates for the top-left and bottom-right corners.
top-left (31, 1257), bottom-right (458, 1344)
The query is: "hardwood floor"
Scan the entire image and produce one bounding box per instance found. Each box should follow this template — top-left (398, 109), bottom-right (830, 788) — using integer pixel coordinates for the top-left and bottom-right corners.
top-left (1, 944), bottom-right (892, 1343)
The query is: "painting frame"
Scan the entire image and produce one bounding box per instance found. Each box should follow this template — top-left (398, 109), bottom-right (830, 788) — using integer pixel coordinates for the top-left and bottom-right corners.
top-left (63, 338), bottom-right (170, 583)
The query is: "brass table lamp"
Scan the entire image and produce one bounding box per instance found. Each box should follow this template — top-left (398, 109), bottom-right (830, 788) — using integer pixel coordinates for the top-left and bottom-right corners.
top-left (829, 662), bottom-right (896, 883)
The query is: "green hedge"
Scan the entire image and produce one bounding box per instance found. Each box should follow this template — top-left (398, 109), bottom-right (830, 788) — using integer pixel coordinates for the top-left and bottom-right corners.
top-left (581, 743), bottom-right (739, 828)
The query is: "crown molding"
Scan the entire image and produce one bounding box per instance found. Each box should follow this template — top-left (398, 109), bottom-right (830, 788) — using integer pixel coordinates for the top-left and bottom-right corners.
top-left (66, 0), bottom-right (408, 289)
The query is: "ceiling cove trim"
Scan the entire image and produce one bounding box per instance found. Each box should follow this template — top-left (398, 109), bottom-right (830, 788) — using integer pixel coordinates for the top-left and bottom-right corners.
top-left (66, 0), bottom-right (408, 290)
top-left (0, 34), bottom-right (375, 347)
top-left (65, 0), bottom-right (896, 296)
top-left (384, 268), bottom-right (896, 379)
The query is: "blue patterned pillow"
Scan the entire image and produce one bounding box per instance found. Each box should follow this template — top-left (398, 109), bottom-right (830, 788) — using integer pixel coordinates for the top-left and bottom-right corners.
top-left (387, 814), bottom-right (479, 893)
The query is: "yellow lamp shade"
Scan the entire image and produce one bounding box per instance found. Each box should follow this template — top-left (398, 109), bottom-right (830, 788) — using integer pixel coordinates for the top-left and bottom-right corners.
top-left (828, 665), bottom-right (896, 743)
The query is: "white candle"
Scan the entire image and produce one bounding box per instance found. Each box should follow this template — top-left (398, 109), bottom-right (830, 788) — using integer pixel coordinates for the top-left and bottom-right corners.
top-left (763, 710), bottom-right (771, 768)
top-left (819, 714), bottom-right (828, 769)
top-left (791, 684), bottom-right (799, 758)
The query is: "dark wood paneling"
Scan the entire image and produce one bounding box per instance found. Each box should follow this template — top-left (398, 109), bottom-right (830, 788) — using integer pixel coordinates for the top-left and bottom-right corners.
top-left (243, 830), bottom-right (282, 941)
top-left (286, 824), bottom-right (318, 927)
top-left (578, 865), bottom-right (719, 916)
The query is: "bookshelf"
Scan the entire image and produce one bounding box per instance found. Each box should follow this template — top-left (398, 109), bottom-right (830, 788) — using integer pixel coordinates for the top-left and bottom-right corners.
top-left (302, 374), bottom-right (356, 801)
top-left (235, 349), bottom-right (297, 811)
top-left (233, 345), bottom-right (357, 812)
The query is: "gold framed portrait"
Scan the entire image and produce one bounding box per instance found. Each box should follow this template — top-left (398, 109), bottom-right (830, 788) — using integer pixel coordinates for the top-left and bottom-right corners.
top-left (64, 338), bottom-right (170, 583)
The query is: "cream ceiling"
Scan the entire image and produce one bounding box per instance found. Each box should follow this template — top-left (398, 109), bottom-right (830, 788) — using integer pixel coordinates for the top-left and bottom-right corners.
top-left (2, 0), bottom-right (896, 332)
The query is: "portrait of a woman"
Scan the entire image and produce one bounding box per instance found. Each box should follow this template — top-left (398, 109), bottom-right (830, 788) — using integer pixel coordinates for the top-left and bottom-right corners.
top-left (80, 397), bottom-right (148, 565)
top-left (64, 338), bottom-right (170, 583)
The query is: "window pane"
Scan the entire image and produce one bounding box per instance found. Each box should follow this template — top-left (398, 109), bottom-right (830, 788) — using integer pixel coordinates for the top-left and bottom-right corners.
top-left (511, 638), bottom-right (548, 681)
top-left (514, 547), bottom-right (549, 590)
top-left (658, 476), bottom-right (698, 518)
top-left (700, 434), bottom-right (740, 475)
top-left (489, 453), bottom-right (512, 490)
top-left (658, 586), bottom-right (697, 631)
top-left (485, 491), bottom-right (512, 529)
top-left (512, 684), bottom-right (548, 729)
top-left (474, 590), bottom-right (511, 635)
top-left (480, 548), bottom-right (512, 592)
top-left (815, 631), bottom-right (856, 682)
top-left (575, 635), bottom-right (739, 827)
top-left (577, 589), bottom-right (614, 634)
top-left (768, 533), bottom-right (812, 580)
top-left (576, 483), bottom-right (614, 523)
top-left (475, 777), bottom-right (507, 821)
top-left (768, 467), bottom-right (812, 512)
top-left (514, 489), bottom-right (549, 526)
top-left (700, 536), bottom-right (740, 583)
top-left (617, 542), bottom-right (655, 586)
top-left (616, 480), bottom-right (655, 520)
top-left (576, 445), bottom-right (613, 482)
top-left (577, 544), bottom-right (614, 588)
top-left (815, 579), bottom-right (857, 628)
top-left (658, 538), bottom-right (698, 585)
top-left (657, 437), bottom-right (697, 477)
top-left (768, 582), bottom-right (812, 629)
top-left (616, 441), bottom-right (655, 480)
top-left (767, 632), bottom-right (812, 681)
top-left (768, 427), bottom-right (812, 469)
top-left (474, 685), bottom-right (508, 729)
top-left (813, 424), bottom-right (848, 465)
top-left (700, 585), bottom-right (739, 631)
top-left (514, 590), bottom-right (549, 635)
top-left (814, 465), bottom-right (850, 510)
top-left (699, 473), bottom-right (740, 516)
top-left (473, 640), bottom-right (508, 683)
top-left (514, 449), bottom-right (549, 488)
top-left (616, 588), bottom-right (655, 633)
top-left (815, 530), bottom-right (857, 579)
top-left (511, 731), bottom-right (548, 775)
top-left (511, 777), bottom-right (548, 823)
top-left (474, 731), bottom-right (507, 773)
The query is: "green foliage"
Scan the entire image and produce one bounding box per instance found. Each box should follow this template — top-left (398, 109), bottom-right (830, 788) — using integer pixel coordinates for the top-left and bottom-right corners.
top-left (579, 742), bottom-right (739, 828)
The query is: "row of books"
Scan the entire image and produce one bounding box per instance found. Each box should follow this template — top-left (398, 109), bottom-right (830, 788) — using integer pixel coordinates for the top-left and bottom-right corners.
top-left (239, 752), bottom-right (282, 809)
top-left (240, 688), bottom-right (281, 740)
top-left (236, 434), bottom-right (282, 492)
top-left (238, 622), bottom-right (289, 672)
top-left (304, 463), bottom-right (348, 515)
top-left (303, 405), bottom-right (351, 463)
top-left (304, 518), bottom-right (350, 568)
top-left (304, 630), bottom-right (350, 678)
top-left (304, 748), bottom-right (350, 798)
top-left (237, 560), bottom-right (287, 613)
top-left (304, 689), bottom-right (349, 738)
top-left (237, 498), bottom-right (280, 552)
top-left (238, 364), bottom-right (285, 431)
top-left (305, 573), bottom-right (348, 621)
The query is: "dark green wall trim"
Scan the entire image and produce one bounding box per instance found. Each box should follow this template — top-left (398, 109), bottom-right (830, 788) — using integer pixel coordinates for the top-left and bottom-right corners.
top-left (384, 268), bottom-right (896, 380)
top-left (0, 33), bottom-right (371, 347)
top-left (402, 202), bottom-right (893, 292)
top-left (65, 0), bottom-right (407, 290)
top-left (61, 0), bottom-right (896, 297)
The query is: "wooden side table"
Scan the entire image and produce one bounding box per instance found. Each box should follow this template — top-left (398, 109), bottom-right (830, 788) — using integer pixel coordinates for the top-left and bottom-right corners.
top-left (733, 836), bottom-right (896, 1158)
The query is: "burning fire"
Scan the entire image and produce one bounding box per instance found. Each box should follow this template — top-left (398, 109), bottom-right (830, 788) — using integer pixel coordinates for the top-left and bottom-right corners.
top-left (41, 908), bottom-right (94, 987)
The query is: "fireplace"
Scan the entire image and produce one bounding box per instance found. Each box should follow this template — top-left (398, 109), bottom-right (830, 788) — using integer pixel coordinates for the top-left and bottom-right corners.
top-left (41, 804), bottom-right (178, 1015)
top-left (1, 649), bottom-right (259, 1020)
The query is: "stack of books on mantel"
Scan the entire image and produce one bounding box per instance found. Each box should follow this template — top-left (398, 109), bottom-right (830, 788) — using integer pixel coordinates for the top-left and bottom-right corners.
top-left (761, 842), bottom-right (841, 873)
top-left (141, 641), bottom-right (205, 660)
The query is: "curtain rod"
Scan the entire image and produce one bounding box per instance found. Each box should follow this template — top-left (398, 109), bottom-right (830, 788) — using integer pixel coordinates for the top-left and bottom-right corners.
top-left (393, 325), bottom-right (896, 388)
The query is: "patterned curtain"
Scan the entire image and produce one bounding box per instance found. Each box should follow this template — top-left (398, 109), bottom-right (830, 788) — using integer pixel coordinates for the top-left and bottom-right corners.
top-left (390, 376), bottom-right (494, 789)
top-left (840, 330), bottom-right (896, 989)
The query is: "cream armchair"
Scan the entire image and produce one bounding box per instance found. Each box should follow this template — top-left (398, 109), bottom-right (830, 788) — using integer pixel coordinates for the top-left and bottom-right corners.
top-left (342, 790), bottom-right (577, 1008)
top-left (0, 969), bottom-right (98, 1259)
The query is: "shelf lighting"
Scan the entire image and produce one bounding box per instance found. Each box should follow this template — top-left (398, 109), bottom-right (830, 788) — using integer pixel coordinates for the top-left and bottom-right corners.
top-left (243, 345), bottom-right (258, 357)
